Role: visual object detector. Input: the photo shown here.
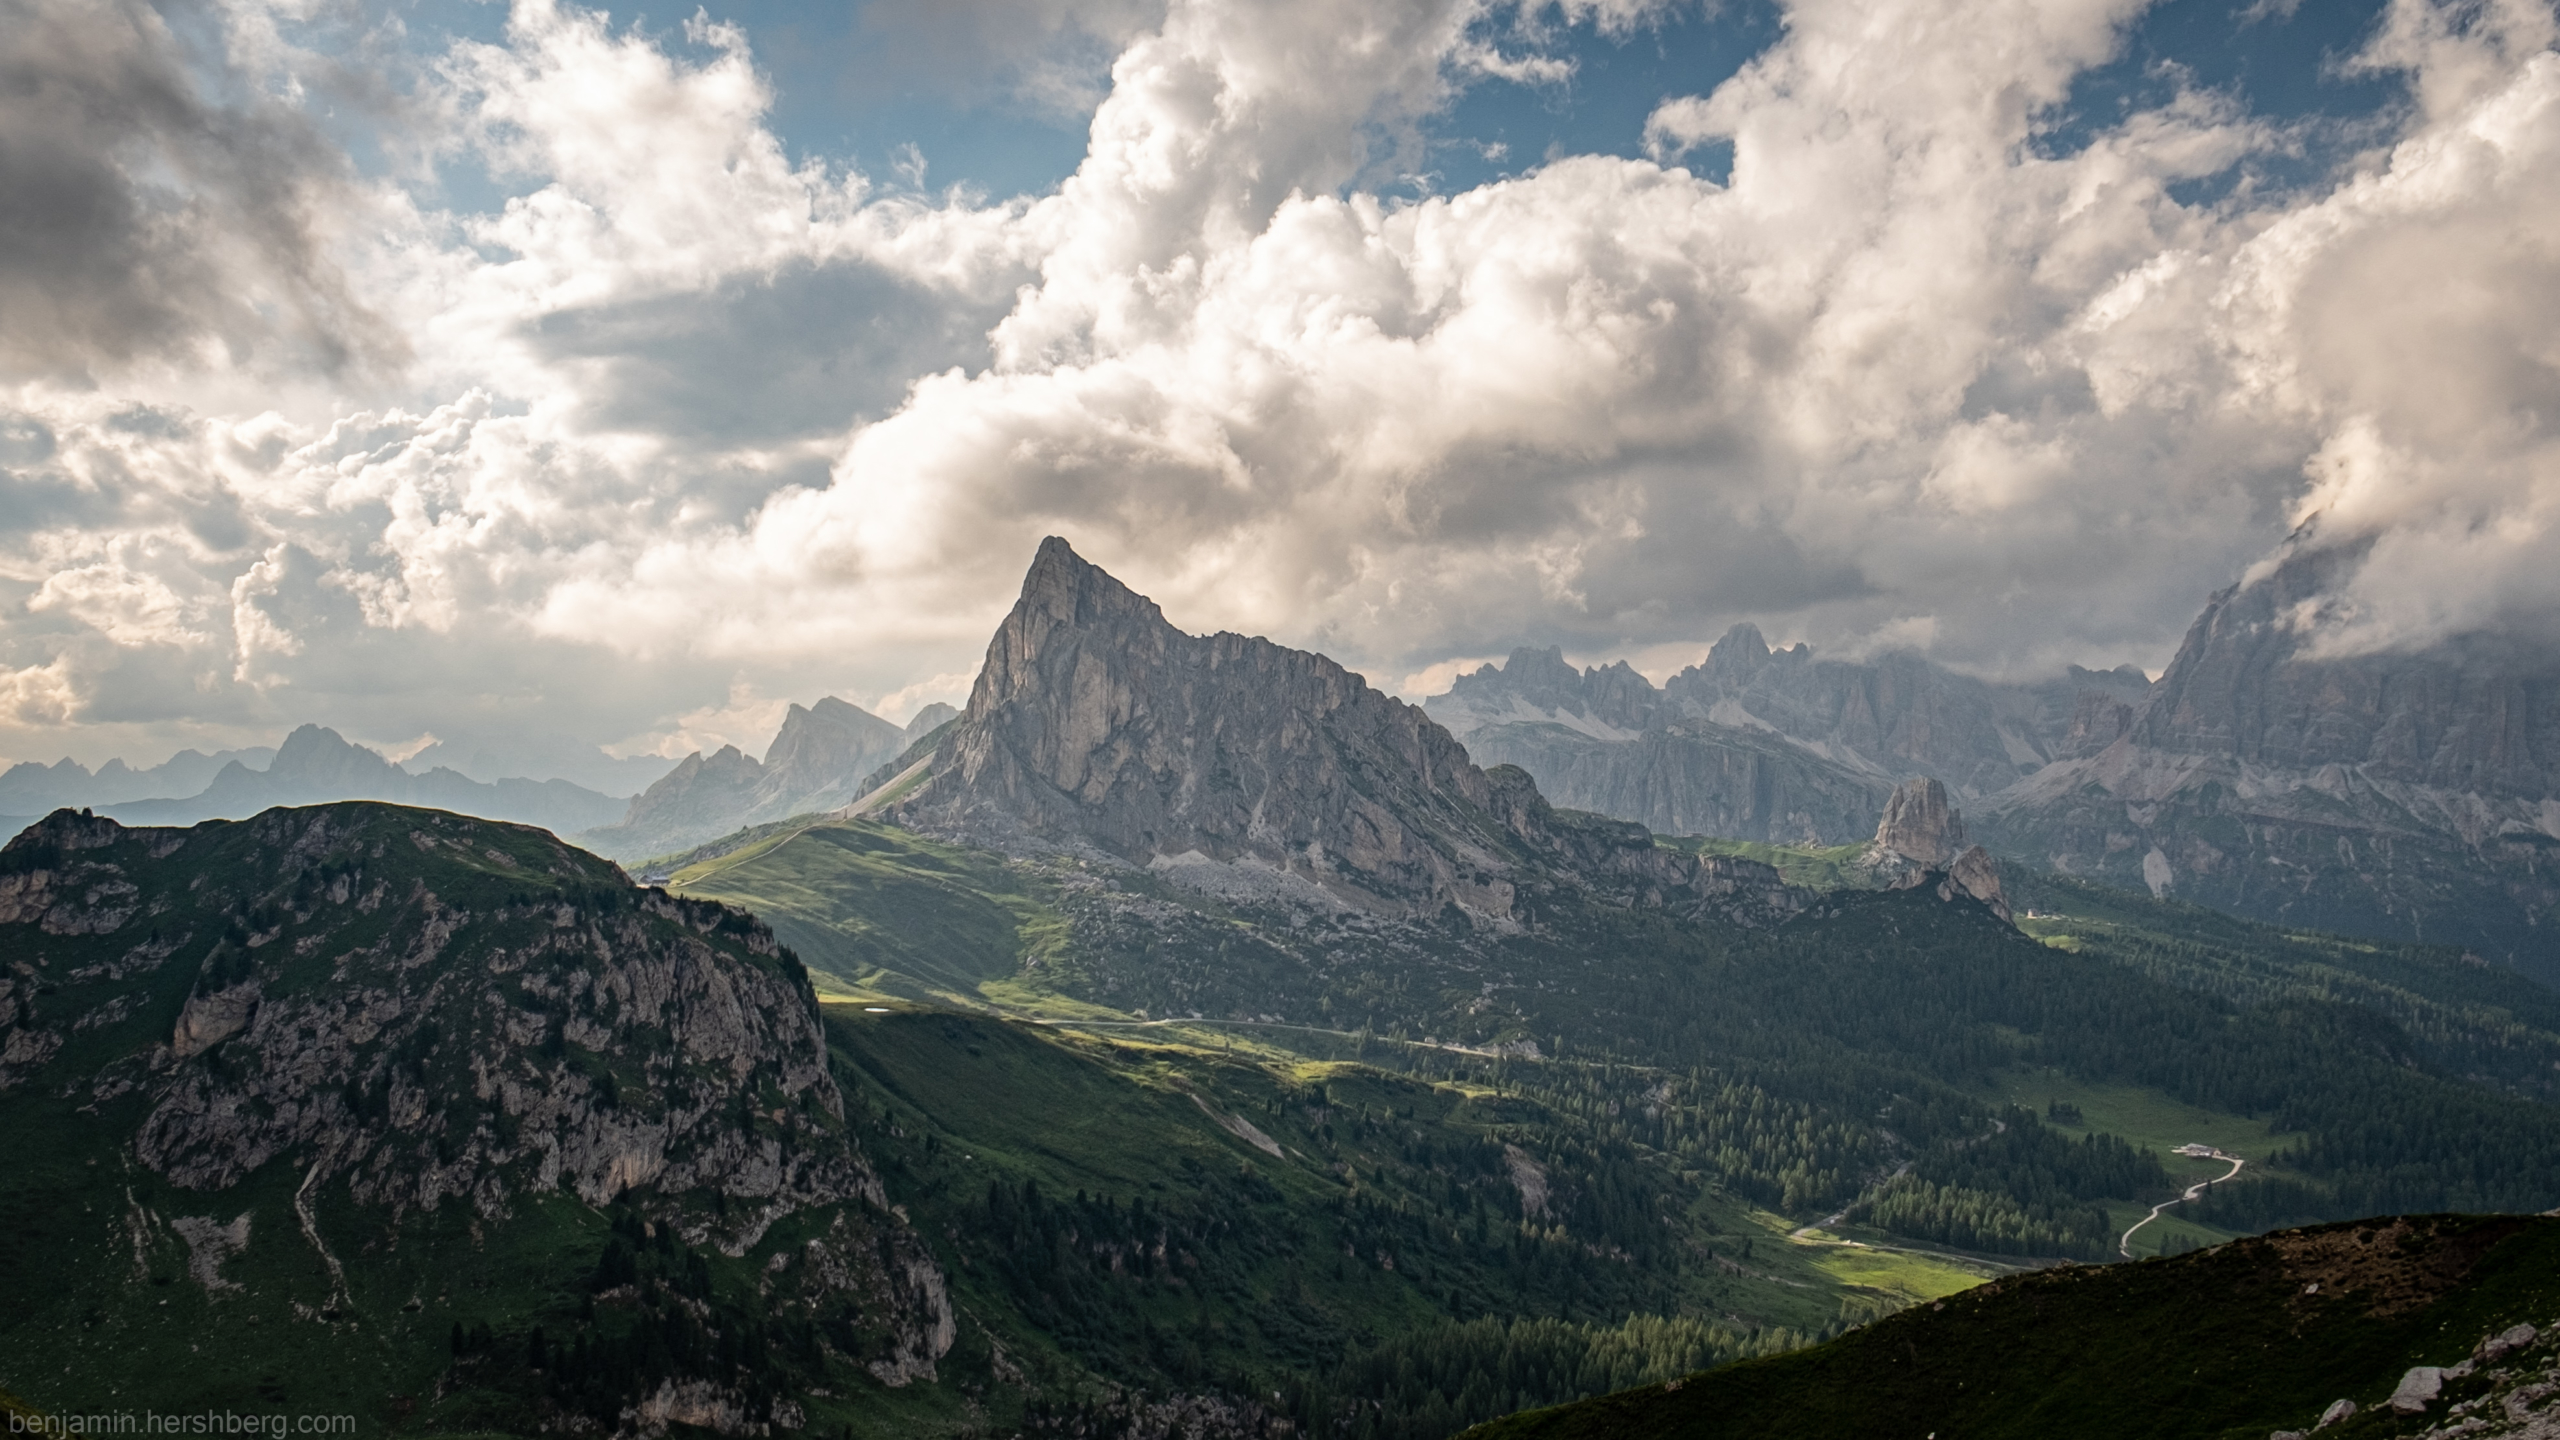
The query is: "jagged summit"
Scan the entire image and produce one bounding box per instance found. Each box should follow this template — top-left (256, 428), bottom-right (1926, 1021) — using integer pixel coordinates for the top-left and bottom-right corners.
top-left (1703, 621), bottom-right (1777, 672)
top-left (1860, 776), bottom-right (2010, 921)
top-left (895, 538), bottom-right (1555, 914)
top-left (581, 694), bottom-right (929, 860)
top-left (1872, 775), bottom-right (1968, 866)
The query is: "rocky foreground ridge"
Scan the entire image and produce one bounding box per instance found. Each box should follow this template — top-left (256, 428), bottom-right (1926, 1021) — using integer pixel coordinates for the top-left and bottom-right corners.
top-left (0, 802), bottom-right (954, 1433)
top-left (886, 538), bottom-right (1939, 929)
top-left (1467, 1214), bottom-right (2560, 1440)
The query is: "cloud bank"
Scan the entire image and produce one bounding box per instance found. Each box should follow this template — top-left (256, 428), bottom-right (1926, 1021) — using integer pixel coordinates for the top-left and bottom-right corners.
top-left (1, 0), bottom-right (2555, 768)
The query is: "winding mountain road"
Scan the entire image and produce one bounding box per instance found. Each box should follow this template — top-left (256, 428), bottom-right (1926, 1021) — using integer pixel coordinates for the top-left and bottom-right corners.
top-left (2120, 1150), bottom-right (2245, 1258)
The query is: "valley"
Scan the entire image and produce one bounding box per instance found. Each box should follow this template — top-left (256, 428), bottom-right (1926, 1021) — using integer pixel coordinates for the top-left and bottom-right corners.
top-left (5, 542), bottom-right (2556, 1440)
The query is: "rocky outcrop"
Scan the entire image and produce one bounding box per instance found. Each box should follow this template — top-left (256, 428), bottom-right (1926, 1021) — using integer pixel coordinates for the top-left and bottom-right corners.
top-left (2274, 1321), bottom-right (2553, 1436)
top-left (892, 539), bottom-right (1806, 926)
top-left (1870, 776), bottom-right (1968, 867)
top-left (583, 699), bottom-right (942, 861)
top-left (1849, 777), bottom-right (2010, 920)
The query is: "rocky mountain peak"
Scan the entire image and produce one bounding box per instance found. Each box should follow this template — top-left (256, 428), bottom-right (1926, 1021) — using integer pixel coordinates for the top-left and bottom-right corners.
top-left (1503, 645), bottom-right (1585, 693)
top-left (1859, 776), bottom-right (2009, 920)
top-left (902, 702), bottom-right (959, 739)
top-left (2130, 542), bottom-right (2560, 796)
top-left (583, 700), bottom-right (915, 861)
top-left (889, 541), bottom-right (1811, 926)
top-left (266, 724), bottom-right (402, 793)
top-left (900, 538), bottom-right (1546, 914)
top-left (1705, 622), bottom-right (1774, 673)
top-left (1873, 776), bottom-right (1967, 867)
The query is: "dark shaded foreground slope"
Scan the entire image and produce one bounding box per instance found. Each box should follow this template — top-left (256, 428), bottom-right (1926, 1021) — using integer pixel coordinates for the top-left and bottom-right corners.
top-left (1467, 1214), bottom-right (2560, 1440)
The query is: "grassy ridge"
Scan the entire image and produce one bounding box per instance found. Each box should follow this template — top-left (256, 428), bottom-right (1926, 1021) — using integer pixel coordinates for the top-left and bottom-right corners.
top-left (1467, 1214), bottom-right (2560, 1440)
top-left (674, 819), bottom-right (1072, 997)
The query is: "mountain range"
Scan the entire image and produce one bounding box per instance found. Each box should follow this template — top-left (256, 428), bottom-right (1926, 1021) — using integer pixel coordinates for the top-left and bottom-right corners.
top-left (1, 697), bottom-right (961, 869)
top-left (578, 698), bottom-right (957, 862)
top-left (8, 537), bottom-right (2559, 1440)
top-left (68, 723), bottom-right (636, 837)
top-left (1426, 549), bottom-right (2558, 984)
top-left (0, 745), bottom-right (277, 829)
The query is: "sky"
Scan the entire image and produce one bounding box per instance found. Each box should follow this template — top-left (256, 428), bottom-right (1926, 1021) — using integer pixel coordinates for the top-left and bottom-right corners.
top-left (3, 0), bottom-right (2558, 774)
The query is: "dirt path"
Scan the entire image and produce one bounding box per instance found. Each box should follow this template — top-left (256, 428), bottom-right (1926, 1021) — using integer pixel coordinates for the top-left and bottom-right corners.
top-left (2119, 1152), bottom-right (2244, 1258)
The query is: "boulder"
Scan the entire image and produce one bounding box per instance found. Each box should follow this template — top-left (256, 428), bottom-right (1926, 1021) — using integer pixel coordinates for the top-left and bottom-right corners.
top-left (2388, 1366), bottom-right (2444, 1414)
top-left (2477, 1323), bottom-right (2539, 1364)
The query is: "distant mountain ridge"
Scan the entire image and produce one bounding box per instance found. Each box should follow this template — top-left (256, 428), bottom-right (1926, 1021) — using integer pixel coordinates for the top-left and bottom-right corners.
top-left (0, 745), bottom-right (277, 815)
top-left (1426, 634), bottom-right (2149, 844)
top-left (1426, 550), bottom-right (2560, 981)
top-left (88, 723), bottom-right (630, 837)
top-left (397, 729), bottom-right (677, 794)
top-left (580, 698), bottom-right (957, 862)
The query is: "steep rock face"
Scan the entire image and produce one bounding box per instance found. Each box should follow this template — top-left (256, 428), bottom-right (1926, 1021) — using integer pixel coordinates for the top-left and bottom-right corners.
top-left (1453, 718), bottom-right (1893, 845)
top-left (1661, 626), bottom-right (2087, 798)
top-left (1981, 547), bottom-right (2560, 979)
top-left (891, 540), bottom-right (1803, 924)
top-left (1871, 776), bottom-right (1968, 866)
top-left (5, 806), bottom-right (865, 1233)
top-left (2134, 545), bottom-right (2560, 793)
top-left (756, 696), bottom-right (909, 811)
top-left (583, 700), bottom-right (931, 861)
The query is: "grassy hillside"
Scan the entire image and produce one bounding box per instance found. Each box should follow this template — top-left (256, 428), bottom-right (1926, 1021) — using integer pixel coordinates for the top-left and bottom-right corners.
top-left (1466, 1214), bottom-right (2560, 1440)
top-left (818, 1004), bottom-right (1985, 1437)
top-left (668, 816), bottom-right (2560, 1430)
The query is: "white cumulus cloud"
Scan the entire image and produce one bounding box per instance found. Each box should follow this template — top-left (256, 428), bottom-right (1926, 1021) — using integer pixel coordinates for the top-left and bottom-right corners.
top-left (1, 0), bottom-right (2556, 773)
